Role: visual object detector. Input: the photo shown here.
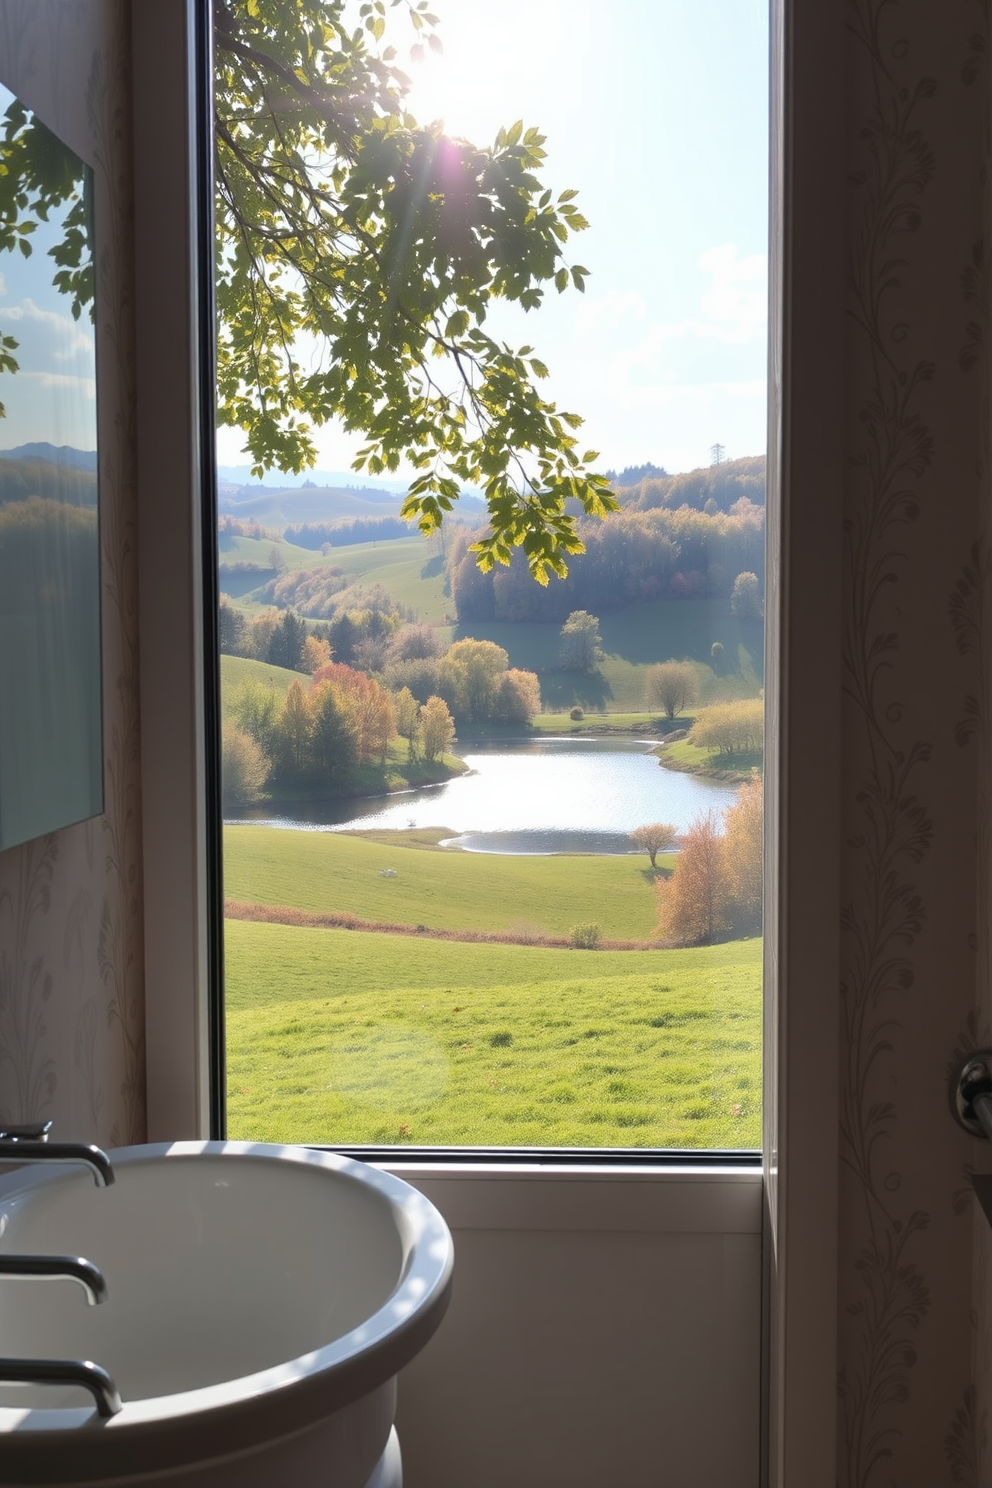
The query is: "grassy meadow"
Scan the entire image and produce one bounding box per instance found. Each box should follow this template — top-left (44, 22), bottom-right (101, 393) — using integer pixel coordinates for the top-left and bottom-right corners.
top-left (225, 921), bottom-right (761, 1148)
top-left (223, 825), bottom-right (760, 1149)
top-left (223, 824), bottom-right (672, 940)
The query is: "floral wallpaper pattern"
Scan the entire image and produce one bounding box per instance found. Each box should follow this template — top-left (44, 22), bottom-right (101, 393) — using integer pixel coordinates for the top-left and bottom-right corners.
top-left (0, 0), bottom-right (144, 1147)
top-left (839, 0), bottom-right (990, 1482)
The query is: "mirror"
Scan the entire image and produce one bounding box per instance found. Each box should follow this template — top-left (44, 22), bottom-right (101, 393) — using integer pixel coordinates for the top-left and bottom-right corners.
top-left (0, 83), bottom-right (102, 852)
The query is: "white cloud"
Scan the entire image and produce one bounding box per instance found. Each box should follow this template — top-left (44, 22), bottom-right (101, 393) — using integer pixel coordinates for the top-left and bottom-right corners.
top-left (21, 370), bottom-right (96, 396)
top-left (0, 297), bottom-right (94, 360)
top-left (697, 244), bottom-right (767, 343)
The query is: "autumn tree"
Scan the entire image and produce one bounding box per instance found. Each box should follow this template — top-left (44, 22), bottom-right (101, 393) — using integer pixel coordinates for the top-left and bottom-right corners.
top-left (558, 609), bottom-right (603, 670)
top-left (420, 695), bottom-right (456, 762)
top-left (730, 571), bottom-right (762, 620)
top-left (302, 633), bottom-right (332, 673)
top-left (222, 724), bottom-right (270, 806)
top-left (655, 812), bottom-right (731, 947)
top-left (273, 679), bottom-right (313, 778)
top-left (654, 777), bottom-right (763, 946)
top-left (495, 668), bottom-right (542, 723)
top-left (311, 661), bottom-right (396, 761)
top-left (441, 639), bottom-right (509, 721)
top-left (388, 624), bottom-right (447, 663)
top-left (393, 686), bottom-right (421, 758)
top-left (629, 822), bottom-right (678, 869)
top-left (308, 681), bottom-right (359, 782)
top-left (645, 661), bottom-right (697, 720)
top-left (383, 654), bottom-right (442, 704)
top-left (246, 609), bottom-right (280, 661)
top-left (229, 677), bottom-right (280, 753)
top-left (722, 773), bottom-right (762, 935)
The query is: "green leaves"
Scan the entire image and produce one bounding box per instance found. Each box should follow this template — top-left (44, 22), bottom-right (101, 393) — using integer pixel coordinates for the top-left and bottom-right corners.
top-left (210, 0), bottom-right (615, 581)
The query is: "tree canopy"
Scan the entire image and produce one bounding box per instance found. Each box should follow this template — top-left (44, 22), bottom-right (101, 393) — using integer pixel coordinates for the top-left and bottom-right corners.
top-left (0, 0), bottom-right (618, 581)
top-left (213, 0), bottom-right (616, 581)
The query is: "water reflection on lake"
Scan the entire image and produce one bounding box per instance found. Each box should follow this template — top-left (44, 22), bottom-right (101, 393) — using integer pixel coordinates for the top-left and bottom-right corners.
top-left (231, 737), bottom-right (739, 855)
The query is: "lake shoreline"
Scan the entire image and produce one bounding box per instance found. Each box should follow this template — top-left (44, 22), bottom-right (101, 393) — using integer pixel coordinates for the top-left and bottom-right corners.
top-left (227, 735), bottom-right (738, 845)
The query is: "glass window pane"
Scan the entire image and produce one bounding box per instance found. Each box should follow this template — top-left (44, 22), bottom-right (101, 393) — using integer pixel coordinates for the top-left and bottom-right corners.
top-left (215, 0), bottom-right (768, 1152)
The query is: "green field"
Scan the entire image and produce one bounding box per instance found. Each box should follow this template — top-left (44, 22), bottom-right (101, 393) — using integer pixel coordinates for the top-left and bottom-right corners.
top-left (224, 824), bottom-right (670, 940)
top-left (454, 600), bottom-right (763, 713)
top-left (661, 735), bottom-right (763, 779)
top-left (225, 921), bottom-right (761, 1148)
top-left (219, 528), bottom-right (765, 715)
top-left (220, 654), bottom-right (303, 717)
top-left (321, 535), bottom-right (450, 622)
top-left (223, 531), bottom-right (452, 623)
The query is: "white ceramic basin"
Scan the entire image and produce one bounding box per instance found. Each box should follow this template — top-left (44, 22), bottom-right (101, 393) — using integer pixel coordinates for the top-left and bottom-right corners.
top-left (0, 1141), bottom-right (453, 1486)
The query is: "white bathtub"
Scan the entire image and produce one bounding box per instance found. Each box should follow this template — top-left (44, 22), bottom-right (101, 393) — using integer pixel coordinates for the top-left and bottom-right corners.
top-left (0, 1142), bottom-right (453, 1486)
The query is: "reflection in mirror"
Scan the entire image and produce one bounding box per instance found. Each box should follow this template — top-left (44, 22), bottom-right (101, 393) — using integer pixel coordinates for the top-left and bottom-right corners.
top-left (0, 84), bottom-right (101, 852)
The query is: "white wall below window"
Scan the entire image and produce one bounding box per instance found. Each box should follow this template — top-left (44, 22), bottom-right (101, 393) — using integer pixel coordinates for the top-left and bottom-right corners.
top-left (387, 1166), bottom-right (761, 1488)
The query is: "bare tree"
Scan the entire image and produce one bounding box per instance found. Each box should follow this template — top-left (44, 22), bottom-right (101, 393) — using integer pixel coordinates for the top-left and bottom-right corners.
top-left (645, 661), bottom-right (697, 720)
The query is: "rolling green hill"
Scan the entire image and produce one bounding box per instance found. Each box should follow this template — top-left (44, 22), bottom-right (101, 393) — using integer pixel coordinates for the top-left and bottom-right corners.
top-left (454, 600), bottom-right (763, 713)
top-left (220, 655), bottom-right (304, 720)
top-left (225, 921), bottom-right (761, 1148)
top-left (220, 532), bottom-right (452, 623)
top-left (221, 485), bottom-right (407, 528)
top-left (223, 823), bottom-right (666, 940)
top-left (218, 532), bottom-right (764, 715)
top-left (319, 535), bottom-right (451, 622)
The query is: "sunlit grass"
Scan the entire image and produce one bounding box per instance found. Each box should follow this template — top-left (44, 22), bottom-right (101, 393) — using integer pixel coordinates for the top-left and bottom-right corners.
top-left (225, 921), bottom-right (761, 1149)
top-left (223, 825), bottom-right (671, 940)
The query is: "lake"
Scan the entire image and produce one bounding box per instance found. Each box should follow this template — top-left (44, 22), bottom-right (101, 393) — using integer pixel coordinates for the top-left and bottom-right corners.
top-left (231, 737), bottom-right (738, 855)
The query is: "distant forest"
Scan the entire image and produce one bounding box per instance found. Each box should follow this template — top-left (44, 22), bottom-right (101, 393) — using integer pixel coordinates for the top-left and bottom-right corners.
top-left (217, 454), bottom-right (767, 637)
top-left (0, 457), bottom-right (98, 509)
top-left (449, 455), bottom-right (766, 624)
top-left (284, 514), bottom-right (412, 549)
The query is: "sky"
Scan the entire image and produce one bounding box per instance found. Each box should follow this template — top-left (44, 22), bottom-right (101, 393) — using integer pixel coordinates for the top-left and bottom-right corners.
top-left (0, 84), bottom-right (97, 454)
top-left (224, 0), bottom-right (769, 480)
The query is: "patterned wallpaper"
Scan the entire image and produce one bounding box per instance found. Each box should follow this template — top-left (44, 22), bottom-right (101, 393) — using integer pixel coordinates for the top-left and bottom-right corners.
top-left (0, 0), bottom-right (144, 1148)
top-left (838, 0), bottom-right (991, 1482)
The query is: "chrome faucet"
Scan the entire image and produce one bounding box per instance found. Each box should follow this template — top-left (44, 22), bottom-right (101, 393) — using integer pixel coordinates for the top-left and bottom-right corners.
top-left (0, 1122), bottom-right (114, 1187)
top-left (0, 1254), bottom-right (108, 1306)
top-left (0, 1123), bottom-right (121, 1416)
top-left (0, 1358), bottom-right (122, 1418)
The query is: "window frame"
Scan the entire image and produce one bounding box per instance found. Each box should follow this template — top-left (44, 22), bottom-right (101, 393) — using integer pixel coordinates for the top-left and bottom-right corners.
top-left (132, 3), bottom-right (843, 1477)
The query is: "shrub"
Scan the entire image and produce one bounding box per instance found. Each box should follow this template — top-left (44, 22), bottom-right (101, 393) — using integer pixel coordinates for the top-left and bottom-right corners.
top-left (570, 922), bottom-right (602, 950)
top-left (569, 706), bottom-right (584, 720)
top-left (687, 698), bottom-right (763, 757)
top-left (490, 1030), bottom-right (513, 1047)
top-left (222, 725), bottom-right (270, 806)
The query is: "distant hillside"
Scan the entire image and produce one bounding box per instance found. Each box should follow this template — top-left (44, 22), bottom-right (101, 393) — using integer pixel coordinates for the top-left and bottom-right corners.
top-left (0, 443), bottom-right (97, 471)
top-left (217, 464), bottom-right (415, 494)
top-left (216, 482), bottom-right (484, 531)
top-left (0, 455), bottom-right (98, 507)
top-left (619, 454), bottom-right (765, 513)
top-left (605, 461), bottom-right (669, 486)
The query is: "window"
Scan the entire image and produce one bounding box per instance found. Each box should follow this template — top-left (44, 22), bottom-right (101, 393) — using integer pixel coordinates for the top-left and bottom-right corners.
top-left (213, 0), bottom-right (769, 1154)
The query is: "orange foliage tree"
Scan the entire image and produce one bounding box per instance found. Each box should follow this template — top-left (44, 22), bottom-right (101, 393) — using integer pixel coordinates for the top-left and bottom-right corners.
top-left (655, 775), bottom-right (763, 946)
top-left (655, 812), bottom-right (731, 947)
top-left (312, 661), bottom-right (397, 762)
